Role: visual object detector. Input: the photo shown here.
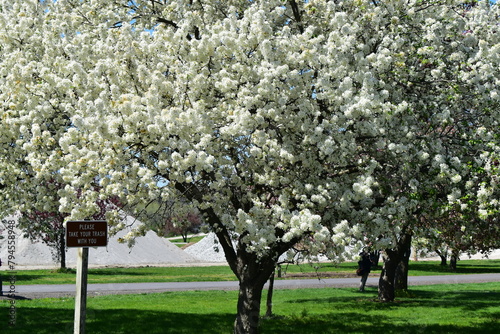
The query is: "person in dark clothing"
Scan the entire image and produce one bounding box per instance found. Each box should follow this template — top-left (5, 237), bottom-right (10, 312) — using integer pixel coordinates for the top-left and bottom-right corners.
top-left (358, 252), bottom-right (372, 292)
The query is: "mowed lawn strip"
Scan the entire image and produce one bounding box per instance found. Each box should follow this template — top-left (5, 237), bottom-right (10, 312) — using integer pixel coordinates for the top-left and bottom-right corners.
top-left (8, 259), bottom-right (500, 285)
top-left (1, 282), bottom-right (499, 333)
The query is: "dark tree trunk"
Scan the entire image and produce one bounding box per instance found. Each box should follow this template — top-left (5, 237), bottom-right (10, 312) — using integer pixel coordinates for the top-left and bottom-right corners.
top-left (435, 249), bottom-right (447, 266)
top-left (265, 270), bottom-right (275, 318)
top-left (234, 279), bottom-right (265, 334)
top-left (212, 228), bottom-right (281, 334)
top-left (378, 232), bottom-right (411, 302)
top-left (449, 249), bottom-right (459, 271)
top-left (378, 249), bottom-right (399, 302)
top-left (232, 257), bottom-right (276, 334)
top-left (395, 233), bottom-right (412, 292)
top-left (59, 230), bottom-right (66, 269)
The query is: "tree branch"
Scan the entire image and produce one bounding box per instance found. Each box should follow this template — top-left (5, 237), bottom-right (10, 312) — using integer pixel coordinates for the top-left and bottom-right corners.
top-left (289, 0), bottom-right (304, 34)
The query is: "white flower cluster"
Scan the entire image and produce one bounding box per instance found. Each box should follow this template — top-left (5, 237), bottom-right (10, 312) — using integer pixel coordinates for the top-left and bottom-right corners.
top-left (1, 0), bottom-right (499, 262)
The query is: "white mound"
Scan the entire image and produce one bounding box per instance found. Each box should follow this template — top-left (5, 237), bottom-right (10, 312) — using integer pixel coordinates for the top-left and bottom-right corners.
top-left (184, 232), bottom-right (229, 263)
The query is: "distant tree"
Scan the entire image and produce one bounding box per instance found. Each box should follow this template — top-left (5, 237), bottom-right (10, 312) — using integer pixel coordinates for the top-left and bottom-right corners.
top-left (429, 213), bottom-right (500, 271)
top-left (137, 199), bottom-right (203, 241)
top-left (161, 209), bottom-right (203, 242)
top-left (19, 210), bottom-right (69, 269)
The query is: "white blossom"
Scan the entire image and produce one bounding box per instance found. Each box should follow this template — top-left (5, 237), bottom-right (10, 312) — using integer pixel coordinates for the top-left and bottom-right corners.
top-left (0, 0), bottom-right (498, 268)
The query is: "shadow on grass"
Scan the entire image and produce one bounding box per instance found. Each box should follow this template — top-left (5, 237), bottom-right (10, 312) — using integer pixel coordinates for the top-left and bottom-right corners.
top-left (6, 305), bottom-right (497, 334)
top-left (266, 286), bottom-right (500, 333)
top-left (2, 286), bottom-right (499, 334)
top-left (289, 288), bottom-right (500, 311)
top-left (262, 311), bottom-right (500, 334)
top-left (1, 307), bottom-right (235, 334)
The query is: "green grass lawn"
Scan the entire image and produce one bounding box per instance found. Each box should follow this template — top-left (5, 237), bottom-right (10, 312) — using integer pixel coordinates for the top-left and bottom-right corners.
top-left (7, 259), bottom-right (500, 285)
top-left (7, 266), bottom-right (237, 285)
top-left (1, 282), bottom-right (499, 333)
top-left (169, 235), bottom-right (205, 245)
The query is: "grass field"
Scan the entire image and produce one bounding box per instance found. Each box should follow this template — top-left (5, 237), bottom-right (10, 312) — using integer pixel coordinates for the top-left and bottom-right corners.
top-left (168, 235), bottom-right (206, 246)
top-left (7, 259), bottom-right (500, 285)
top-left (1, 282), bottom-right (499, 333)
top-left (1, 260), bottom-right (499, 333)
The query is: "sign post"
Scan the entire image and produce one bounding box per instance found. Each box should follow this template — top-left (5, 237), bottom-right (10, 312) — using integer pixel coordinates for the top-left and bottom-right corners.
top-left (74, 247), bottom-right (89, 334)
top-left (66, 220), bottom-right (108, 334)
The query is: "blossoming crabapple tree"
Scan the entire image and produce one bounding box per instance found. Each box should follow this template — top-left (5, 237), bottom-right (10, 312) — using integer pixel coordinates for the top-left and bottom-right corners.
top-left (334, 1), bottom-right (500, 300)
top-left (1, 0), bottom-right (499, 332)
top-left (144, 199), bottom-right (204, 242)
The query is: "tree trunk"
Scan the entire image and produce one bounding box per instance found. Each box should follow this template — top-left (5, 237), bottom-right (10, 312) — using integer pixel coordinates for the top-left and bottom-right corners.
top-left (226, 238), bottom-right (277, 334)
top-left (449, 249), bottom-right (459, 272)
top-left (265, 270), bottom-right (275, 318)
top-left (378, 232), bottom-right (411, 302)
top-left (395, 234), bottom-right (412, 292)
top-left (234, 276), bottom-right (266, 334)
top-left (378, 249), bottom-right (399, 302)
top-left (59, 230), bottom-right (66, 269)
top-left (435, 249), bottom-right (447, 266)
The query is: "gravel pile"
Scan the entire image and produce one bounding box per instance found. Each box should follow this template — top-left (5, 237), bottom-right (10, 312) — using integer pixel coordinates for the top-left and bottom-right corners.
top-left (183, 232), bottom-right (230, 263)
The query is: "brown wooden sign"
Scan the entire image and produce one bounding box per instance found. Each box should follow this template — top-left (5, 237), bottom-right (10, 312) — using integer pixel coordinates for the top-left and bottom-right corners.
top-left (66, 220), bottom-right (108, 248)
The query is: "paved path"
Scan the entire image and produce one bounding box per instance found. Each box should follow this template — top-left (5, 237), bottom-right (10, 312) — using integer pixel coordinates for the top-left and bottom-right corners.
top-left (4, 273), bottom-right (500, 299)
